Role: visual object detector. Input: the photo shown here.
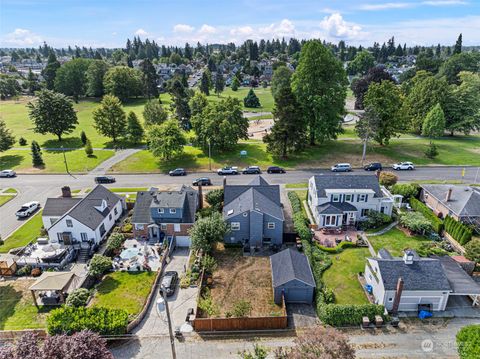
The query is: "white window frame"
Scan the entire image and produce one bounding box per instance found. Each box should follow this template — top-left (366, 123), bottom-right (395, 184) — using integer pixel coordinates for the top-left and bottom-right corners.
top-left (170, 208), bottom-right (177, 214)
top-left (231, 222), bottom-right (240, 231)
top-left (344, 194), bottom-right (352, 202)
top-left (158, 208), bottom-right (164, 214)
top-left (66, 219), bottom-right (73, 228)
top-left (361, 208), bottom-right (369, 217)
top-left (160, 224), bottom-right (167, 230)
top-left (80, 233), bottom-right (88, 241)
top-left (267, 222), bottom-right (275, 229)
top-left (359, 194), bottom-right (367, 202)
top-left (174, 223), bottom-right (181, 232)
top-left (332, 194), bottom-right (340, 202)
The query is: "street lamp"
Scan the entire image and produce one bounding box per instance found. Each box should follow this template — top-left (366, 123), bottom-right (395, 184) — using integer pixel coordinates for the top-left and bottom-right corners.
top-left (208, 140), bottom-right (212, 171)
top-left (160, 285), bottom-right (177, 359)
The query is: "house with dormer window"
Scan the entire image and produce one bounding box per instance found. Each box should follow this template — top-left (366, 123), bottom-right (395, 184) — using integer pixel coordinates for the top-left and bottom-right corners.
top-left (308, 175), bottom-right (393, 229)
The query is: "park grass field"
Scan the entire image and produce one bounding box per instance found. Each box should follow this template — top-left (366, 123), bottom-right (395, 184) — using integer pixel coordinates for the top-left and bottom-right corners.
top-left (110, 135), bottom-right (480, 173)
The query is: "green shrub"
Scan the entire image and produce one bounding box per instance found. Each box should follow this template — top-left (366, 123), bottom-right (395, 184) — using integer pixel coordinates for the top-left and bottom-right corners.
top-left (232, 299), bottom-right (252, 317)
top-left (359, 210), bottom-right (392, 230)
top-left (88, 254), bottom-right (112, 278)
top-left (205, 189), bottom-right (224, 211)
top-left (18, 137), bottom-right (27, 146)
top-left (121, 223), bottom-right (133, 233)
top-left (390, 183), bottom-right (420, 199)
top-left (16, 265), bottom-right (32, 276)
top-left (409, 198), bottom-right (444, 234)
top-left (465, 239), bottom-right (480, 263)
top-left (105, 233), bottom-right (125, 257)
top-left (47, 306), bottom-right (128, 335)
top-left (456, 324), bottom-right (480, 359)
top-left (66, 288), bottom-right (90, 307)
top-left (318, 304), bottom-right (386, 326)
top-left (399, 211), bottom-right (433, 234)
top-left (379, 171), bottom-right (398, 187)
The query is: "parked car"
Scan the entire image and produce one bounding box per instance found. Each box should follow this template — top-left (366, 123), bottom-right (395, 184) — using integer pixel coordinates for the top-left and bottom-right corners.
top-left (266, 166), bottom-right (286, 174)
top-left (393, 162), bottom-right (415, 170)
top-left (217, 166), bottom-right (239, 175)
top-left (94, 176), bottom-right (116, 184)
top-left (192, 177), bottom-right (212, 186)
top-left (364, 162), bottom-right (383, 171)
top-left (331, 163), bottom-right (352, 172)
top-left (242, 166), bottom-right (261, 174)
top-left (169, 168), bottom-right (187, 176)
top-left (16, 201), bottom-right (40, 218)
top-left (0, 169), bottom-right (16, 178)
top-left (160, 271), bottom-right (178, 297)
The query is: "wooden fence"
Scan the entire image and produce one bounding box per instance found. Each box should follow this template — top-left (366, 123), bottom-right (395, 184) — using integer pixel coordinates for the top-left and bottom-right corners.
top-left (444, 232), bottom-right (466, 255)
top-left (0, 329), bottom-right (46, 340)
top-left (193, 315), bottom-right (288, 332)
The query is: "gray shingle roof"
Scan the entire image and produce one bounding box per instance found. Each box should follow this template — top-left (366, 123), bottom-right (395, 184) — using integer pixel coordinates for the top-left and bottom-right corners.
top-left (131, 191), bottom-right (155, 224)
top-left (270, 248), bottom-right (316, 288)
top-left (371, 255), bottom-right (451, 291)
top-left (43, 198), bottom-right (81, 217)
top-left (248, 176), bottom-right (270, 186)
top-left (421, 185), bottom-right (480, 217)
top-left (434, 256), bottom-right (480, 295)
top-left (317, 201), bottom-right (357, 214)
top-left (224, 176), bottom-right (281, 206)
top-left (313, 174), bottom-right (382, 197)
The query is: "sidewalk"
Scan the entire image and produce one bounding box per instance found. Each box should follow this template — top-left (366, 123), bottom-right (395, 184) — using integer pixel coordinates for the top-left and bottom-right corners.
top-left (88, 149), bottom-right (140, 175)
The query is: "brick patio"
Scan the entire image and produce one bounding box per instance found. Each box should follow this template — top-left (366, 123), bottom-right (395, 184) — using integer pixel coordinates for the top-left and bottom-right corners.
top-left (313, 228), bottom-right (358, 247)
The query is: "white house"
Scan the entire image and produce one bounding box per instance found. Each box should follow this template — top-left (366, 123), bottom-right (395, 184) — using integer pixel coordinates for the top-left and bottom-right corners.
top-left (307, 175), bottom-right (393, 228)
top-left (42, 185), bottom-right (124, 246)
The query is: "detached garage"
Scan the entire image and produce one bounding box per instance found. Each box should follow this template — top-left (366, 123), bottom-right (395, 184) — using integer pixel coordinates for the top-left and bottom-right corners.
top-left (270, 248), bottom-right (316, 305)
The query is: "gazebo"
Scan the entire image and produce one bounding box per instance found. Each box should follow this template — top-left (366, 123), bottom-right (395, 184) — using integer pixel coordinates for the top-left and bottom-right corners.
top-left (29, 271), bottom-right (82, 308)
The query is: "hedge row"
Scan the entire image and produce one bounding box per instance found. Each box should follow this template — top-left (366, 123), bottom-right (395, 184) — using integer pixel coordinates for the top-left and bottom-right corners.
top-left (456, 324), bottom-right (480, 359)
top-left (46, 306), bottom-right (129, 335)
top-left (314, 240), bottom-right (357, 254)
top-left (288, 192), bottom-right (386, 327)
top-left (445, 215), bottom-right (473, 245)
top-left (409, 198), bottom-right (444, 234)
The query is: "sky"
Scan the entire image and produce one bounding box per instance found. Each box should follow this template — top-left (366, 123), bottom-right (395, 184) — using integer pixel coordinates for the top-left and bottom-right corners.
top-left (0, 0), bottom-right (479, 48)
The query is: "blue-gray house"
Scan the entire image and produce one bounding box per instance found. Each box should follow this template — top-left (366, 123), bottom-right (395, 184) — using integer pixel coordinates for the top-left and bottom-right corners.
top-left (223, 176), bottom-right (284, 248)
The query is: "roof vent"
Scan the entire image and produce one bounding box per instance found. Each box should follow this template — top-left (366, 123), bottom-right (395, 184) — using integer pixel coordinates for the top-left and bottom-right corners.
top-left (227, 209), bottom-right (234, 215)
top-left (403, 250), bottom-right (414, 265)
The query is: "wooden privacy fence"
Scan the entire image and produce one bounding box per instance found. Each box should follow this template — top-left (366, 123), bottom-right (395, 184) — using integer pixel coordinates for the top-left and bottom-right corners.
top-left (193, 315), bottom-right (288, 332)
top-left (0, 329), bottom-right (46, 340)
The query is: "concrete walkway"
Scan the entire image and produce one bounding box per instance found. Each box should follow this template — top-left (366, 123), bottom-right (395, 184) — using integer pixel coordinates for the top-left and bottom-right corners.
top-left (88, 148), bottom-right (140, 175)
top-left (367, 221), bottom-right (399, 237)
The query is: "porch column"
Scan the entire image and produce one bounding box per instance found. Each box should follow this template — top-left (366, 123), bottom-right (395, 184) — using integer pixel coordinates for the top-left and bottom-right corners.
top-left (31, 290), bottom-right (39, 309)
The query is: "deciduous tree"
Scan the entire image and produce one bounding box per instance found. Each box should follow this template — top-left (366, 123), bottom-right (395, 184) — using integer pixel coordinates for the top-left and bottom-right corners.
top-left (438, 52), bottom-right (480, 84)
top-left (86, 59), bottom-right (109, 97)
top-left (147, 119), bottom-right (186, 160)
top-left (142, 99), bottom-right (168, 126)
top-left (189, 91), bottom-right (208, 117)
top-left (54, 58), bottom-right (91, 102)
top-left (189, 212), bottom-right (229, 253)
top-left (103, 66), bottom-right (142, 101)
top-left (351, 66), bottom-right (394, 110)
top-left (92, 95), bottom-right (126, 143)
top-left (347, 50), bottom-right (375, 75)
top-left (270, 65), bottom-right (292, 101)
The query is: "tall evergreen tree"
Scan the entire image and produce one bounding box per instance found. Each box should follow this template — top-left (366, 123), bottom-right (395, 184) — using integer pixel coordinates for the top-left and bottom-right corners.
top-left (140, 58), bottom-right (159, 98)
top-left (0, 119), bottom-right (15, 152)
top-left (126, 111), bottom-right (144, 143)
top-left (168, 79), bottom-right (191, 129)
top-left (214, 71), bottom-right (224, 96)
top-left (453, 33), bottom-right (462, 55)
top-left (243, 89), bottom-right (261, 108)
top-left (31, 140), bottom-right (44, 167)
top-left (200, 71), bottom-right (210, 95)
top-left (42, 51), bottom-right (60, 90)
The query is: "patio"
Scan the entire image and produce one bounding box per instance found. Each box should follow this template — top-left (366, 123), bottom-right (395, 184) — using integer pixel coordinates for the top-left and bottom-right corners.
top-left (113, 239), bottom-right (164, 271)
top-left (313, 227), bottom-right (358, 248)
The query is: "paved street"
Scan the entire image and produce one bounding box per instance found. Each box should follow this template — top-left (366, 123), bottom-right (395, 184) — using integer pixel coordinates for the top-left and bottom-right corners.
top-left (1, 166), bottom-right (479, 239)
top-left (109, 317), bottom-right (477, 358)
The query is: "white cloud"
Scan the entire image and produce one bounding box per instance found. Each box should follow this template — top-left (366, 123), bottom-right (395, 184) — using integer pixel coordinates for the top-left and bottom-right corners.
top-left (2, 28), bottom-right (43, 46)
top-left (112, 32), bottom-right (117, 36)
top-left (134, 28), bottom-right (148, 36)
top-left (230, 26), bottom-right (254, 36)
top-left (422, 0), bottom-right (467, 5)
top-left (319, 13), bottom-right (363, 39)
top-left (173, 24), bottom-right (195, 33)
top-left (359, 2), bottom-right (413, 10)
top-left (198, 24), bottom-right (217, 35)
top-left (259, 19), bottom-right (296, 38)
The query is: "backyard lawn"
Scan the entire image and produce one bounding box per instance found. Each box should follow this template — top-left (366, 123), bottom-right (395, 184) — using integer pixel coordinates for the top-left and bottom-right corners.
top-left (367, 227), bottom-right (431, 257)
top-left (205, 243), bottom-right (283, 317)
top-left (0, 279), bottom-right (52, 330)
top-left (322, 247), bottom-right (371, 305)
top-left (90, 271), bottom-right (156, 318)
top-left (0, 210), bottom-right (43, 253)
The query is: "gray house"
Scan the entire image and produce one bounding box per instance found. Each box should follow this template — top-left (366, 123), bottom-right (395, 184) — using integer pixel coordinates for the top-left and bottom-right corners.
top-left (270, 248), bottom-right (316, 304)
top-left (223, 176), bottom-right (284, 248)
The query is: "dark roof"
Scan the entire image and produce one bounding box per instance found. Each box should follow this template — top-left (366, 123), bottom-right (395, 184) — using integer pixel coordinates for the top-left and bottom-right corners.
top-left (378, 249), bottom-right (393, 260)
top-left (248, 176), bottom-right (269, 186)
top-left (132, 186), bottom-right (197, 224)
top-left (223, 176), bottom-right (283, 220)
top-left (313, 174), bottom-right (382, 197)
top-left (43, 198), bottom-right (81, 217)
top-left (317, 201), bottom-right (357, 214)
top-left (434, 256), bottom-right (480, 295)
top-left (371, 255), bottom-right (451, 291)
top-left (65, 185), bottom-right (123, 230)
top-left (270, 248), bottom-right (316, 288)
top-left (421, 185), bottom-right (480, 217)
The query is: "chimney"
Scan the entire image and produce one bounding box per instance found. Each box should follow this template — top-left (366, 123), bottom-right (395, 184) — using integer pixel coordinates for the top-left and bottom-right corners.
top-left (403, 250), bottom-right (414, 265)
top-left (198, 184), bottom-right (203, 209)
top-left (445, 188), bottom-right (453, 202)
top-left (223, 176), bottom-right (227, 189)
top-left (61, 186), bottom-right (72, 198)
top-left (391, 277), bottom-right (404, 315)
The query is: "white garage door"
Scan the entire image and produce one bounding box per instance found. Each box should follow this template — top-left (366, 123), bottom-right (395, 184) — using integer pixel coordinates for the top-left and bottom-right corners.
top-left (175, 236), bottom-right (191, 247)
top-left (399, 296), bottom-right (443, 311)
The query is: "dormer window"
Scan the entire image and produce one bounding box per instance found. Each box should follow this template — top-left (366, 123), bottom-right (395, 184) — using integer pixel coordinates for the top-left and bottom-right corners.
top-left (359, 194), bottom-right (367, 202)
top-left (332, 194), bottom-right (340, 202)
top-left (170, 208), bottom-right (176, 214)
top-left (345, 194), bottom-right (352, 202)
top-left (158, 208), bottom-right (164, 214)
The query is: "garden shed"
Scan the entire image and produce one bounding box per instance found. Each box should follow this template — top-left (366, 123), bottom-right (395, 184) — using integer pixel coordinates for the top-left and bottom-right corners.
top-left (270, 248), bottom-right (316, 305)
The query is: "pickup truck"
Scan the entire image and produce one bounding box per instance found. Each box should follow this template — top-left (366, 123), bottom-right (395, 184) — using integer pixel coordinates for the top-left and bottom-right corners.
top-left (16, 201), bottom-right (40, 218)
top-left (217, 166), bottom-right (239, 175)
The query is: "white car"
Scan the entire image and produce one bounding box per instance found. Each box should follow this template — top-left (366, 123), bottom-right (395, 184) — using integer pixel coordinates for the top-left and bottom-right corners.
top-left (393, 162), bottom-right (415, 170)
top-left (16, 201), bottom-right (40, 218)
top-left (217, 166), bottom-right (239, 175)
top-left (0, 169), bottom-right (16, 178)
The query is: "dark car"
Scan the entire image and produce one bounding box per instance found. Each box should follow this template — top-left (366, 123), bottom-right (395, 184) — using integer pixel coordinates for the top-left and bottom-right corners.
top-left (267, 166), bottom-right (286, 174)
top-left (364, 162), bottom-right (383, 171)
top-left (169, 168), bottom-right (186, 176)
top-left (94, 176), bottom-right (116, 184)
top-left (160, 271), bottom-right (178, 297)
top-left (192, 177), bottom-right (212, 186)
top-left (242, 166), bottom-right (261, 174)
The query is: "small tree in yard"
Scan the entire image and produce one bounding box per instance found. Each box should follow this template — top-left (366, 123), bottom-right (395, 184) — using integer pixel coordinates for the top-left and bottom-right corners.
top-left (244, 88), bottom-right (261, 108)
top-left (88, 254), bottom-right (112, 278)
top-left (84, 138), bottom-right (93, 157)
top-left (379, 171), bottom-right (398, 187)
top-left (31, 140), bottom-right (44, 167)
top-left (205, 188), bottom-right (224, 211)
top-left (189, 212), bottom-right (229, 253)
top-left (399, 212), bottom-right (432, 234)
top-left (93, 94), bottom-right (126, 143)
top-left (201, 254), bottom-right (217, 274)
top-left (147, 119), bottom-right (186, 160)
top-left (231, 76), bottom-right (240, 91)
top-left (0, 119), bottom-right (15, 153)
top-left (80, 130), bottom-right (88, 145)
top-left (66, 288), bottom-right (90, 307)
top-left (232, 299), bottom-right (252, 317)
top-left (18, 137), bottom-right (27, 146)
top-left (465, 239), bottom-right (480, 264)
top-left (422, 103), bottom-right (445, 158)
top-left (275, 326), bottom-right (355, 359)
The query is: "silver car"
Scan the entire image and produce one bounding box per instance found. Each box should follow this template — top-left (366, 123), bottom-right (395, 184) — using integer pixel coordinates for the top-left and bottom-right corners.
top-left (331, 163), bottom-right (352, 172)
top-left (0, 169), bottom-right (16, 178)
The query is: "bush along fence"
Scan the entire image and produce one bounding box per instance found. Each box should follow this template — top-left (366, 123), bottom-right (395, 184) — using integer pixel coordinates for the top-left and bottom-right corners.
top-left (409, 198), bottom-right (444, 234)
top-left (444, 215), bottom-right (473, 246)
top-left (288, 192), bottom-right (386, 326)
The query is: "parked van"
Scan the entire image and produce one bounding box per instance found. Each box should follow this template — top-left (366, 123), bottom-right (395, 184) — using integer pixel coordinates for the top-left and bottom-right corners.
top-left (331, 163), bottom-right (352, 172)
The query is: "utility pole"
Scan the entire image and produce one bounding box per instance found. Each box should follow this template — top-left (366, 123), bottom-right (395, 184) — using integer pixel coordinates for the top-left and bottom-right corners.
top-left (161, 286), bottom-right (177, 359)
top-left (61, 145), bottom-right (75, 178)
top-left (474, 167), bottom-right (479, 184)
top-left (208, 140), bottom-right (212, 171)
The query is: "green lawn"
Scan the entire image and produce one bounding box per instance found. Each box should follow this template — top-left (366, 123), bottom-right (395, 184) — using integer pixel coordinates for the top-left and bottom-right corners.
top-left (0, 149), bottom-right (114, 173)
top-left (111, 135), bottom-right (480, 173)
top-left (3, 188), bottom-right (17, 194)
top-left (368, 227), bottom-right (431, 257)
top-left (0, 195), bottom-right (15, 207)
top-left (90, 271), bottom-right (156, 317)
top-left (285, 183), bottom-right (308, 188)
top-left (0, 210), bottom-right (43, 253)
top-left (109, 187), bottom-right (148, 193)
top-left (0, 279), bottom-right (52, 330)
top-left (322, 248), bottom-right (371, 305)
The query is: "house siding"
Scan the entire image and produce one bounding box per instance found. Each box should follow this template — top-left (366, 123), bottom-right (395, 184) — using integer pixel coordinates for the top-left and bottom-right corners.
top-left (249, 211), bottom-right (264, 247)
top-left (224, 212), bottom-right (250, 244)
top-left (274, 279), bottom-right (315, 304)
top-left (263, 213), bottom-right (283, 245)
